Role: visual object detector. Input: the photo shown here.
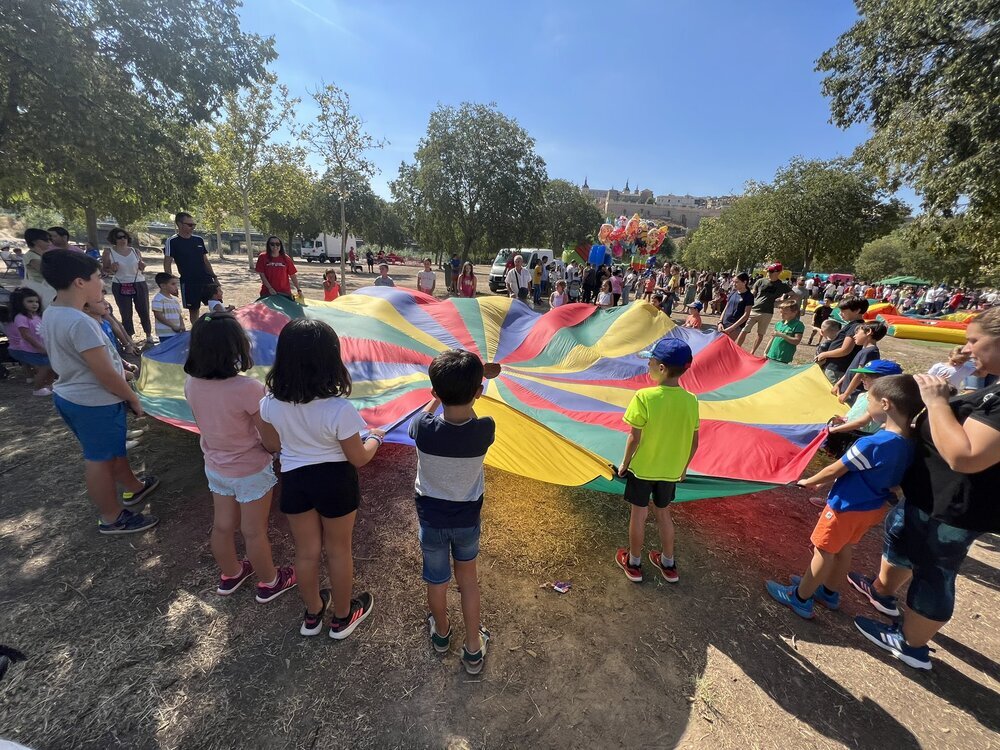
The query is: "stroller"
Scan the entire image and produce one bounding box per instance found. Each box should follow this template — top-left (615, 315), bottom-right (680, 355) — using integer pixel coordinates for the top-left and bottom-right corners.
top-left (568, 278), bottom-right (581, 303)
top-left (0, 283), bottom-right (12, 380)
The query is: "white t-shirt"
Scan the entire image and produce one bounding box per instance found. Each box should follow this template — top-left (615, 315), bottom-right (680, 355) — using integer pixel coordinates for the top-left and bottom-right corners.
top-left (207, 299), bottom-right (225, 312)
top-left (597, 291), bottom-right (613, 306)
top-left (417, 270), bottom-right (436, 293)
top-left (151, 292), bottom-right (183, 336)
top-left (506, 267), bottom-right (531, 296)
top-left (44, 305), bottom-right (124, 406)
top-left (108, 247), bottom-right (141, 284)
top-left (928, 361), bottom-right (976, 389)
top-left (258, 393), bottom-right (367, 471)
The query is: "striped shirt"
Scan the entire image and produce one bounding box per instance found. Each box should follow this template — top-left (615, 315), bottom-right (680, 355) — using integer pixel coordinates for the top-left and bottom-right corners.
top-left (827, 431), bottom-right (913, 513)
top-left (409, 411), bottom-right (495, 528)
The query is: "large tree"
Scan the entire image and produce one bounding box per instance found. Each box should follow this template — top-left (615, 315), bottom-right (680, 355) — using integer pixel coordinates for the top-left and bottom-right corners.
top-left (203, 73), bottom-right (298, 268)
top-left (0, 0), bottom-right (273, 243)
top-left (253, 155), bottom-right (324, 251)
top-left (391, 102), bottom-right (547, 262)
top-left (681, 194), bottom-right (771, 272)
top-left (542, 179), bottom-right (603, 255)
top-left (817, 0), bottom-right (1000, 274)
top-left (301, 83), bottom-right (385, 282)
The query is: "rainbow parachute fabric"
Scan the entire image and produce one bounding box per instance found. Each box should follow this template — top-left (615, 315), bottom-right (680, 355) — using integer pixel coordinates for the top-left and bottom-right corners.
top-left (137, 288), bottom-right (843, 502)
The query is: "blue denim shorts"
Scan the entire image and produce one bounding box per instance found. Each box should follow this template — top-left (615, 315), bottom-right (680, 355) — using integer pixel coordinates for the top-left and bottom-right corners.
top-left (205, 463), bottom-right (277, 503)
top-left (9, 349), bottom-right (50, 367)
top-left (419, 523), bottom-right (481, 585)
top-left (53, 394), bottom-right (127, 462)
top-left (883, 502), bottom-right (982, 622)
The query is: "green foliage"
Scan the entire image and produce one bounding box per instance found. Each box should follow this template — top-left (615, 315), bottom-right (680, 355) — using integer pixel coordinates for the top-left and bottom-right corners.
top-left (685, 158), bottom-right (904, 273)
top-left (254, 153), bottom-right (324, 248)
top-left (542, 179), bottom-right (602, 253)
top-left (854, 232), bottom-right (908, 281)
top-left (0, 0), bottom-right (273, 241)
top-left (391, 102), bottom-right (547, 261)
top-left (817, 0), bottom-right (1000, 271)
top-left (301, 83), bottom-right (385, 277)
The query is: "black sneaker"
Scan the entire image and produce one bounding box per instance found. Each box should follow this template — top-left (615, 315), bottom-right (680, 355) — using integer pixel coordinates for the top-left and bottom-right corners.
top-left (300, 589), bottom-right (331, 636)
top-left (122, 476), bottom-right (160, 508)
top-left (98, 509), bottom-right (159, 535)
top-left (329, 592), bottom-right (374, 640)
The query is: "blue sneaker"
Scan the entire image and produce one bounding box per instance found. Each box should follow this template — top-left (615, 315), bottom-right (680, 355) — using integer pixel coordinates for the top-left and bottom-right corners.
top-left (854, 617), bottom-right (932, 670)
top-left (847, 572), bottom-right (900, 617)
top-left (98, 509), bottom-right (159, 535)
top-left (790, 576), bottom-right (840, 610)
top-left (765, 580), bottom-right (814, 619)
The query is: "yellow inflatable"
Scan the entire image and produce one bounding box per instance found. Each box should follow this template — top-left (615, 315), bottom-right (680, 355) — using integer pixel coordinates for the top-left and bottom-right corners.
top-left (886, 323), bottom-right (968, 345)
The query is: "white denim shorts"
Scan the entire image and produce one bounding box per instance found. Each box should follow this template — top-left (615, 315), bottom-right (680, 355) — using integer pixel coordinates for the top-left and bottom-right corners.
top-left (205, 463), bottom-right (277, 503)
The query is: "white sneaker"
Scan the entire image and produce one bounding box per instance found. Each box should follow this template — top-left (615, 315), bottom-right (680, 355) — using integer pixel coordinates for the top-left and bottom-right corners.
top-left (125, 439), bottom-right (140, 450)
top-left (126, 429), bottom-right (145, 439)
top-left (32, 387), bottom-right (52, 396)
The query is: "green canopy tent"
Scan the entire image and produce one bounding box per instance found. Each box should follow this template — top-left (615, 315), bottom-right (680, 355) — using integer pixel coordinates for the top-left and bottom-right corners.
top-left (877, 275), bottom-right (933, 286)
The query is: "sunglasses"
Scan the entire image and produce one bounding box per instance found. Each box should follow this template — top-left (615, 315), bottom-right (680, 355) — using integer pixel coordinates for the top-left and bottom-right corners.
top-left (181, 222), bottom-right (196, 228)
top-left (268, 242), bottom-right (281, 247)
top-left (114, 234), bottom-right (128, 240)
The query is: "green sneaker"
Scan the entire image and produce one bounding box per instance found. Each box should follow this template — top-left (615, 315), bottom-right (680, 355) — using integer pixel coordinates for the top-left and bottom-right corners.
top-left (462, 626), bottom-right (490, 675)
top-left (428, 614), bottom-right (451, 653)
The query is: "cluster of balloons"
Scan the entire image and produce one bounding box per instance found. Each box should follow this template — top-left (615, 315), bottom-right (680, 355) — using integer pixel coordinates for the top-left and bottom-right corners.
top-left (597, 213), bottom-right (670, 262)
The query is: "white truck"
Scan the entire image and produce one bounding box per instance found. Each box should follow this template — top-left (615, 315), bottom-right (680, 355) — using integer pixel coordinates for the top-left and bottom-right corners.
top-left (299, 233), bottom-right (363, 264)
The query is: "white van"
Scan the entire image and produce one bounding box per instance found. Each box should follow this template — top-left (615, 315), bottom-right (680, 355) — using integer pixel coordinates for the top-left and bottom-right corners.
top-left (487, 248), bottom-right (559, 293)
top-left (300, 233), bottom-right (362, 263)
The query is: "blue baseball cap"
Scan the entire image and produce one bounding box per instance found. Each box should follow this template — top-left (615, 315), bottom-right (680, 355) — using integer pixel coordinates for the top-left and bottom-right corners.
top-left (689, 301), bottom-right (703, 311)
top-left (849, 359), bottom-right (902, 376)
top-left (638, 338), bottom-right (693, 366)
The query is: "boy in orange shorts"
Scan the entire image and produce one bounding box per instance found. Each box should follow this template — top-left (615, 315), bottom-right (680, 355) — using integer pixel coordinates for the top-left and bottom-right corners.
top-left (765, 375), bottom-right (921, 619)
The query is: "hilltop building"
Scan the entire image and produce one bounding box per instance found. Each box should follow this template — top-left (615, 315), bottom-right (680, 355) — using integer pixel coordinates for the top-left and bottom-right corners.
top-left (581, 178), bottom-right (736, 230)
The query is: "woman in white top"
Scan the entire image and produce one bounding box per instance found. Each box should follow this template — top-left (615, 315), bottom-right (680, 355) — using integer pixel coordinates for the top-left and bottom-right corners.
top-left (102, 228), bottom-right (151, 339)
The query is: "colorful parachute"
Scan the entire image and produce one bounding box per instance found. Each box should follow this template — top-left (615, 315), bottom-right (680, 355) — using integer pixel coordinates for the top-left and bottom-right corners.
top-left (137, 288), bottom-right (844, 502)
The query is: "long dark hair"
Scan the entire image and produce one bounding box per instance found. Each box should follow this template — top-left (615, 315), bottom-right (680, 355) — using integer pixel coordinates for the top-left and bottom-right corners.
top-left (184, 312), bottom-right (254, 380)
top-left (265, 236), bottom-right (285, 256)
top-left (266, 319), bottom-right (352, 402)
top-left (10, 287), bottom-right (42, 318)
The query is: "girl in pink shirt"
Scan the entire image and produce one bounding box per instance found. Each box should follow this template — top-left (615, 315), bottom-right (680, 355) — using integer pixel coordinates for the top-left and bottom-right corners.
top-left (183, 312), bottom-right (297, 603)
top-left (8, 287), bottom-right (54, 395)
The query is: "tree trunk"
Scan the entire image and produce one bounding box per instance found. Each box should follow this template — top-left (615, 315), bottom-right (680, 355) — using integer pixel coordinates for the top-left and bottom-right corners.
top-left (216, 220), bottom-right (224, 260)
top-left (339, 197), bottom-right (348, 291)
top-left (242, 192), bottom-right (254, 271)
top-left (85, 206), bottom-right (98, 249)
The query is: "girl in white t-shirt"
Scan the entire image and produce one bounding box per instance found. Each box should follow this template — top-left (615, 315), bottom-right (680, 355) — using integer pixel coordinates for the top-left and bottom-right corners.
top-left (549, 279), bottom-right (568, 308)
top-left (258, 319), bottom-right (384, 640)
top-left (596, 279), bottom-right (614, 308)
top-left (184, 312), bottom-right (295, 603)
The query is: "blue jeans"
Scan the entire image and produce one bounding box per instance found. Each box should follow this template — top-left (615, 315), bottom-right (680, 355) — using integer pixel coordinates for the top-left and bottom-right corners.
top-left (419, 523), bottom-right (481, 584)
top-left (883, 502), bottom-right (981, 622)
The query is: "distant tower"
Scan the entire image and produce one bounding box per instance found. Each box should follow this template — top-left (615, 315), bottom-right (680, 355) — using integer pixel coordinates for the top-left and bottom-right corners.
top-left (582, 176), bottom-right (589, 189)
top-left (623, 179), bottom-right (630, 194)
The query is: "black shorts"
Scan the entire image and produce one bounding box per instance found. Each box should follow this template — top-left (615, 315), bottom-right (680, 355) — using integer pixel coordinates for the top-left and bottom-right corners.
top-left (624, 472), bottom-right (677, 508)
top-left (180, 280), bottom-right (208, 309)
top-left (279, 461), bottom-right (361, 518)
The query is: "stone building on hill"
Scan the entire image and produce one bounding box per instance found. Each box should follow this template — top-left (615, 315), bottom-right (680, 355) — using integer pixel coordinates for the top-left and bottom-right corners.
top-left (581, 178), bottom-right (735, 229)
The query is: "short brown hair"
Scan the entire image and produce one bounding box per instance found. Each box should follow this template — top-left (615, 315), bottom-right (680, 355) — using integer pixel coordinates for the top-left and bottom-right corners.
top-left (868, 374), bottom-right (923, 420)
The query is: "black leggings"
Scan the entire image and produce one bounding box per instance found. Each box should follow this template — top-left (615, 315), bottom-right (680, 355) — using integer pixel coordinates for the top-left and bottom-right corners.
top-left (112, 281), bottom-right (152, 337)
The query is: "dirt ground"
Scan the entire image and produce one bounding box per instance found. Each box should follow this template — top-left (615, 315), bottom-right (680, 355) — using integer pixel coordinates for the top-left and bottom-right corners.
top-left (1, 256), bottom-right (998, 750)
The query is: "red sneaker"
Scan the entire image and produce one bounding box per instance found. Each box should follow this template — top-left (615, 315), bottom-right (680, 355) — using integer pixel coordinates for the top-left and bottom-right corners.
top-left (255, 565), bottom-right (298, 604)
top-left (217, 560), bottom-right (254, 596)
top-left (649, 551), bottom-right (679, 583)
top-left (615, 548), bottom-right (643, 583)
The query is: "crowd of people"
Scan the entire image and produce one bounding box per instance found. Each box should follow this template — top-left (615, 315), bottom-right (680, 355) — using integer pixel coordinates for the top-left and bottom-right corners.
top-left (1, 226), bottom-right (998, 677)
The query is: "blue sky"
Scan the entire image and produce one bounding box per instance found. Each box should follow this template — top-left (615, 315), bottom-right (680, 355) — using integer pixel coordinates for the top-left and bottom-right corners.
top-left (239, 0), bottom-right (914, 208)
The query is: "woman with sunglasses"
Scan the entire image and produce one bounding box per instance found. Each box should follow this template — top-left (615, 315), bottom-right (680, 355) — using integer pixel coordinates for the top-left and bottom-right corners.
top-left (102, 228), bottom-right (151, 341)
top-left (255, 236), bottom-right (302, 300)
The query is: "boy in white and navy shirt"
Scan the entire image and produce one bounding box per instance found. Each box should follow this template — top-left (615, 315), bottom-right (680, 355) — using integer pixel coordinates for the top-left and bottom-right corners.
top-left (409, 349), bottom-right (497, 675)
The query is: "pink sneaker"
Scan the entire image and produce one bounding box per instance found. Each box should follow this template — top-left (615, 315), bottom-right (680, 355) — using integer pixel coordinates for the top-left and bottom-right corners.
top-left (255, 565), bottom-right (297, 603)
top-left (217, 560), bottom-right (254, 595)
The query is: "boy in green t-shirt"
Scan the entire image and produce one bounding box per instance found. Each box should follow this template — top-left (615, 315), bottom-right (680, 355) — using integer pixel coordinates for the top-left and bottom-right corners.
top-left (765, 300), bottom-right (805, 363)
top-left (616, 338), bottom-right (700, 584)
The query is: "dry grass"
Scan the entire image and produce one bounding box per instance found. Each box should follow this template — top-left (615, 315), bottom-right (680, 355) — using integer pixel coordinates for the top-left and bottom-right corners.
top-left (1, 269), bottom-right (997, 750)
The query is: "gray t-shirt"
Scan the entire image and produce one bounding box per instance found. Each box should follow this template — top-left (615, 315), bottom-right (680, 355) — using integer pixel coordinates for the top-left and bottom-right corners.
top-left (44, 305), bottom-right (124, 406)
top-left (373, 276), bottom-right (395, 287)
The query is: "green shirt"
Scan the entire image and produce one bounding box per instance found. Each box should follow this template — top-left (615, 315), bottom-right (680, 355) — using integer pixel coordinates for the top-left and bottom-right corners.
top-left (765, 319), bottom-right (805, 363)
top-left (845, 392), bottom-right (880, 434)
top-left (623, 385), bottom-right (700, 481)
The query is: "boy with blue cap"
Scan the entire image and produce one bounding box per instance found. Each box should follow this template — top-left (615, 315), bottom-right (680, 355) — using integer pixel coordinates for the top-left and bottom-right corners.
top-left (616, 338), bottom-right (700, 583)
top-left (826, 360), bottom-right (903, 458)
